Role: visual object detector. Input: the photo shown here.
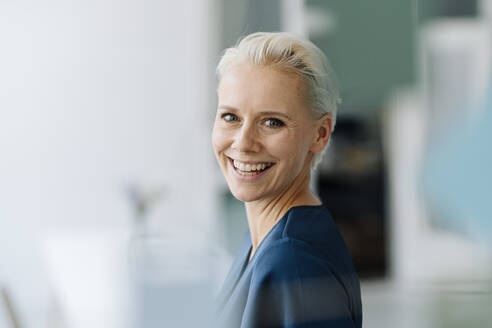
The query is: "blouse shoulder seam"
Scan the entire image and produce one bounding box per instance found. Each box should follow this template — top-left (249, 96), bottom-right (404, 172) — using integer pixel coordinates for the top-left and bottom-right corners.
top-left (252, 237), bottom-right (328, 271)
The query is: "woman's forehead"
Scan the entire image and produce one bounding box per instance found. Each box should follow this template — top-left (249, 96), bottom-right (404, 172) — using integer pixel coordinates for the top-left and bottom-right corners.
top-left (219, 62), bottom-right (302, 86)
top-left (217, 63), bottom-right (309, 115)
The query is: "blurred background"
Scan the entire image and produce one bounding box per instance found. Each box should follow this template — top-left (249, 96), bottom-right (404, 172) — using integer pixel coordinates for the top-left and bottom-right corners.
top-left (1, 0), bottom-right (491, 327)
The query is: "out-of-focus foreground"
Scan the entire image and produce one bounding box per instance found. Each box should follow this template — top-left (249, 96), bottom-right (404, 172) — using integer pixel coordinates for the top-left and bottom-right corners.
top-left (0, 0), bottom-right (491, 327)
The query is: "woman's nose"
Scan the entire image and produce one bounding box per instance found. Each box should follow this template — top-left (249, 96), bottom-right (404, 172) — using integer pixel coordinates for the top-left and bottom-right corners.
top-left (232, 123), bottom-right (260, 153)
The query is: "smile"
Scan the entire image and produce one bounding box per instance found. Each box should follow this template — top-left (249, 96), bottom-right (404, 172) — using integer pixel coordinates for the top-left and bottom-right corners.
top-left (228, 157), bottom-right (275, 176)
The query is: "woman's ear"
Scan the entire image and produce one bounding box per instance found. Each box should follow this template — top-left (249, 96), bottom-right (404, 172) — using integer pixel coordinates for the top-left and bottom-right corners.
top-left (310, 114), bottom-right (332, 154)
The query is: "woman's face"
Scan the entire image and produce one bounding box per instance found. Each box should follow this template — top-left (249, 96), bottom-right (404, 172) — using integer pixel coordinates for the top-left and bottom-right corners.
top-left (212, 63), bottom-right (320, 203)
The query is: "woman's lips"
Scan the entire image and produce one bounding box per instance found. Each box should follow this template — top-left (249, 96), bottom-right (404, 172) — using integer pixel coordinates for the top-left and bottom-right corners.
top-left (227, 157), bottom-right (275, 179)
top-left (231, 157), bottom-right (273, 172)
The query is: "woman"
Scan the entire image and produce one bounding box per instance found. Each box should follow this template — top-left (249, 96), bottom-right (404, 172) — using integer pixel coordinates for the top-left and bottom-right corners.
top-left (212, 32), bottom-right (362, 328)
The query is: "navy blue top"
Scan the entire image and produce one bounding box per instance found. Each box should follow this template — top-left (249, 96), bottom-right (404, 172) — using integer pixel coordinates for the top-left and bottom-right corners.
top-left (215, 205), bottom-right (363, 328)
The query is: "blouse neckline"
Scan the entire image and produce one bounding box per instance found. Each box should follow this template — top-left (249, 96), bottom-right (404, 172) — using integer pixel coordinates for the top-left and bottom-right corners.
top-left (243, 204), bottom-right (324, 267)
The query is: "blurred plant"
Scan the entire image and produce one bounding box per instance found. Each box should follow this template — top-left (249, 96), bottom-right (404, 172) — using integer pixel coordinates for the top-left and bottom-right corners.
top-left (1, 286), bottom-right (22, 328)
top-left (124, 181), bottom-right (166, 236)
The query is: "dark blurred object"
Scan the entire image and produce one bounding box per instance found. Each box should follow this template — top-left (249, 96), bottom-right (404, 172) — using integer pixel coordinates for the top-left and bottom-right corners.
top-left (317, 117), bottom-right (387, 279)
top-left (419, 0), bottom-right (478, 22)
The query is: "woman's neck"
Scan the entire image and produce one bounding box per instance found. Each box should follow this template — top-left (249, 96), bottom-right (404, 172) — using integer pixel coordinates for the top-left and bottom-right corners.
top-left (244, 165), bottom-right (321, 262)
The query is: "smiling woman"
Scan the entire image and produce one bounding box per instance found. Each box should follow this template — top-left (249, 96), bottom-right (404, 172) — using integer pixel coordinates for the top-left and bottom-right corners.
top-left (212, 32), bottom-right (362, 328)
top-left (213, 63), bottom-right (320, 204)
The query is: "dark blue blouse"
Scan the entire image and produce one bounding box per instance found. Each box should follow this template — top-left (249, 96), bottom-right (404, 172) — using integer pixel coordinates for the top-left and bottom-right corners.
top-left (215, 205), bottom-right (363, 328)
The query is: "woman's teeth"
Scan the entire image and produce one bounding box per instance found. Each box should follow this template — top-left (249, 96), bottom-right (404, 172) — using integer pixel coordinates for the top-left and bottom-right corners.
top-left (233, 159), bottom-right (273, 175)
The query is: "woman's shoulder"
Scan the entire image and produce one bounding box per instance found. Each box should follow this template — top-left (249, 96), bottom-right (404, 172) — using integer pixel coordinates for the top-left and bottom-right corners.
top-left (281, 205), bottom-right (343, 242)
top-left (247, 238), bottom-right (362, 327)
top-left (251, 237), bottom-right (342, 282)
top-left (250, 204), bottom-right (362, 307)
top-left (251, 234), bottom-right (351, 285)
top-left (275, 205), bottom-right (353, 265)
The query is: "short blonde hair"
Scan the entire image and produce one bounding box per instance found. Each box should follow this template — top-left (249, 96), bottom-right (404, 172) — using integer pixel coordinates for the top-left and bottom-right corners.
top-left (216, 32), bottom-right (340, 170)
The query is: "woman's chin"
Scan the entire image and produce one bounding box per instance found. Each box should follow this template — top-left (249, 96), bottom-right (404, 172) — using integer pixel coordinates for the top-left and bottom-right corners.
top-left (230, 189), bottom-right (262, 203)
top-left (231, 192), bottom-right (255, 203)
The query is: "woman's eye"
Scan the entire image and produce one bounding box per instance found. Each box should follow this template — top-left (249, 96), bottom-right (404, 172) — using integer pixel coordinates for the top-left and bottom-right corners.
top-left (221, 113), bottom-right (239, 122)
top-left (265, 118), bottom-right (285, 128)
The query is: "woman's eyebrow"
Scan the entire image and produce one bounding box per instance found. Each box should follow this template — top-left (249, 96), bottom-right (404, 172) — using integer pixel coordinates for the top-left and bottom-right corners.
top-left (217, 104), bottom-right (238, 112)
top-left (260, 111), bottom-right (292, 121)
top-left (217, 105), bottom-right (292, 120)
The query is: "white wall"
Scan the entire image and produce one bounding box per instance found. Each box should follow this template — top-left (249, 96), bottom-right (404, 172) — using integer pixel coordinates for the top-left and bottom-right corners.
top-left (0, 0), bottom-right (219, 327)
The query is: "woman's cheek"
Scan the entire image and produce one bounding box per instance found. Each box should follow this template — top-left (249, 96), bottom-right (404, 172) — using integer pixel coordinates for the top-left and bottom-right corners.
top-left (212, 126), bottom-right (230, 153)
top-left (266, 133), bottom-right (292, 155)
